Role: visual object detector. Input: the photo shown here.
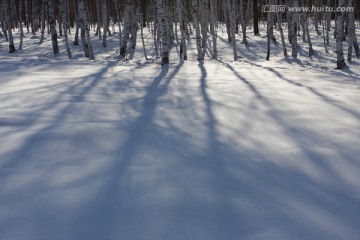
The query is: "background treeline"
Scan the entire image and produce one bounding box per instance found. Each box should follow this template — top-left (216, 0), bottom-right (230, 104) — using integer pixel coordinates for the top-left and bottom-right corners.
top-left (1, 0), bottom-right (359, 68)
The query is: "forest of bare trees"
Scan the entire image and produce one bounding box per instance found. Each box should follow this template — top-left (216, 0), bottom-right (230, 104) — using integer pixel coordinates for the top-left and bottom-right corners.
top-left (1, 0), bottom-right (359, 68)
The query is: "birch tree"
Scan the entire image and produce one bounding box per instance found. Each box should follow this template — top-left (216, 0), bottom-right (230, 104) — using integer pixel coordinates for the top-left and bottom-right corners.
top-left (253, 0), bottom-right (259, 35)
top-left (130, 1), bottom-right (139, 51)
top-left (227, 0), bottom-right (237, 60)
top-left (289, 0), bottom-right (298, 58)
top-left (266, 0), bottom-right (275, 61)
top-left (78, 0), bottom-right (94, 60)
top-left (39, 0), bottom-right (46, 44)
top-left (192, 0), bottom-right (203, 60)
top-left (239, 0), bottom-right (248, 45)
top-left (120, 0), bottom-right (133, 57)
top-left (48, 0), bottom-right (59, 55)
top-left (336, 0), bottom-right (346, 69)
top-left (347, 0), bottom-right (360, 62)
top-left (96, 0), bottom-right (102, 39)
top-left (324, 0), bottom-right (332, 46)
top-left (277, 7), bottom-right (287, 56)
top-left (114, 0), bottom-right (122, 42)
top-left (177, 0), bottom-right (187, 60)
top-left (200, 0), bottom-right (209, 59)
top-left (102, 0), bottom-right (108, 47)
top-left (209, 0), bottom-right (217, 59)
top-left (157, 0), bottom-right (169, 65)
top-left (18, 0), bottom-right (24, 50)
top-left (24, 0), bottom-right (29, 33)
top-left (2, 0), bottom-right (15, 53)
top-left (62, 0), bottom-right (72, 58)
top-left (31, 0), bottom-right (37, 34)
top-left (58, 0), bottom-right (63, 36)
top-left (302, 0), bottom-right (313, 57)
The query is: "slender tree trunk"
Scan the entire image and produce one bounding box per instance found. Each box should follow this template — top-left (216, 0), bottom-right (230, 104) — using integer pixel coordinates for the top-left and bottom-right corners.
top-left (200, 0), bottom-right (209, 59)
top-left (62, 0), bottom-right (72, 58)
top-left (227, 0), bottom-right (237, 60)
top-left (347, 0), bottom-right (360, 62)
top-left (157, 0), bottom-right (169, 65)
top-left (192, 0), bottom-right (203, 60)
top-left (25, 0), bottom-right (30, 33)
top-left (223, 1), bottom-right (231, 42)
top-left (278, 10), bottom-right (287, 56)
top-left (114, 0), bottom-right (122, 42)
top-left (78, 0), bottom-right (94, 59)
top-left (140, 12), bottom-right (148, 60)
top-left (177, 0), bottom-right (187, 60)
top-left (31, 0), bottom-right (37, 34)
top-left (303, 1), bottom-right (314, 57)
top-left (74, 19), bottom-right (79, 45)
top-left (325, 0), bottom-right (331, 45)
top-left (154, 16), bottom-right (159, 58)
top-left (39, 0), bottom-right (46, 44)
top-left (266, 0), bottom-right (274, 61)
top-left (336, 0), bottom-right (346, 69)
top-left (3, 0), bottom-right (15, 53)
top-left (253, 0), bottom-right (259, 35)
top-left (18, 0), bottom-right (24, 50)
top-left (120, 0), bottom-right (133, 57)
top-left (239, 0), bottom-right (247, 45)
top-left (48, 0), bottom-right (59, 55)
top-left (130, 1), bottom-right (139, 50)
top-left (96, 0), bottom-right (102, 39)
top-left (209, 0), bottom-right (217, 59)
top-left (102, 0), bottom-right (107, 47)
top-left (289, 0), bottom-right (298, 58)
top-left (322, 17), bottom-right (328, 54)
top-left (59, 0), bottom-right (63, 36)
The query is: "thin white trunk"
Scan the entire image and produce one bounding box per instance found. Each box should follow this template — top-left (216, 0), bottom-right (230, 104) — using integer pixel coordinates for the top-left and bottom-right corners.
top-left (31, 0), bottom-right (37, 34)
top-left (176, 0), bottom-right (187, 60)
top-left (325, 0), bottom-right (331, 45)
top-left (120, 0), bottom-right (133, 57)
top-left (266, 0), bottom-right (274, 61)
top-left (48, 0), bottom-right (59, 55)
top-left (289, 0), bottom-right (298, 58)
top-left (157, 0), bottom-right (169, 65)
top-left (3, 0), bottom-right (15, 53)
top-left (114, 0), bottom-right (122, 43)
top-left (277, 10), bottom-right (287, 57)
top-left (347, 0), bottom-right (360, 62)
top-left (239, 0), bottom-right (247, 45)
top-left (39, 0), bottom-right (46, 44)
top-left (96, 0), bottom-right (102, 39)
top-left (200, 0), bottom-right (209, 59)
top-left (227, 0), bottom-right (237, 60)
top-left (79, 0), bottom-right (94, 60)
top-left (302, 0), bottom-right (314, 57)
top-left (62, 0), bottom-right (72, 58)
top-left (192, 0), bottom-right (203, 60)
top-left (140, 12), bottom-right (148, 60)
top-left (130, 2), bottom-right (139, 50)
top-left (336, 0), bottom-right (346, 69)
top-left (102, 0), bottom-right (107, 47)
top-left (18, 0), bottom-right (24, 50)
top-left (58, 0), bottom-right (63, 36)
top-left (24, 0), bottom-right (29, 33)
top-left (209, 0), bottom-right (217, 59)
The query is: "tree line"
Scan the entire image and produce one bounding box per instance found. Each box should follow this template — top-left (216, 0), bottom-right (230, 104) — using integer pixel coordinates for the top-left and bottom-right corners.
top-left (1, 0), bottom-right (359, 69)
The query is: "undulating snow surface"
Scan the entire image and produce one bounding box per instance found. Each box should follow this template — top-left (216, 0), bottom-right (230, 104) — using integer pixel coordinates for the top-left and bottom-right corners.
top-left (0, 25), bottom-right (360, 240)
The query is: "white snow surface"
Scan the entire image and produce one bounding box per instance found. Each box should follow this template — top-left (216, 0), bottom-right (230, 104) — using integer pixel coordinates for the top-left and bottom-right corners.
top-left (0, 25), bottom-right (360, 240)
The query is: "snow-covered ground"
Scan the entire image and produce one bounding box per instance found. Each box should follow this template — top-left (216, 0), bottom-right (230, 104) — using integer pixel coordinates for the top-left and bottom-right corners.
top-left (1, 24), bottom-right (360, 240)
